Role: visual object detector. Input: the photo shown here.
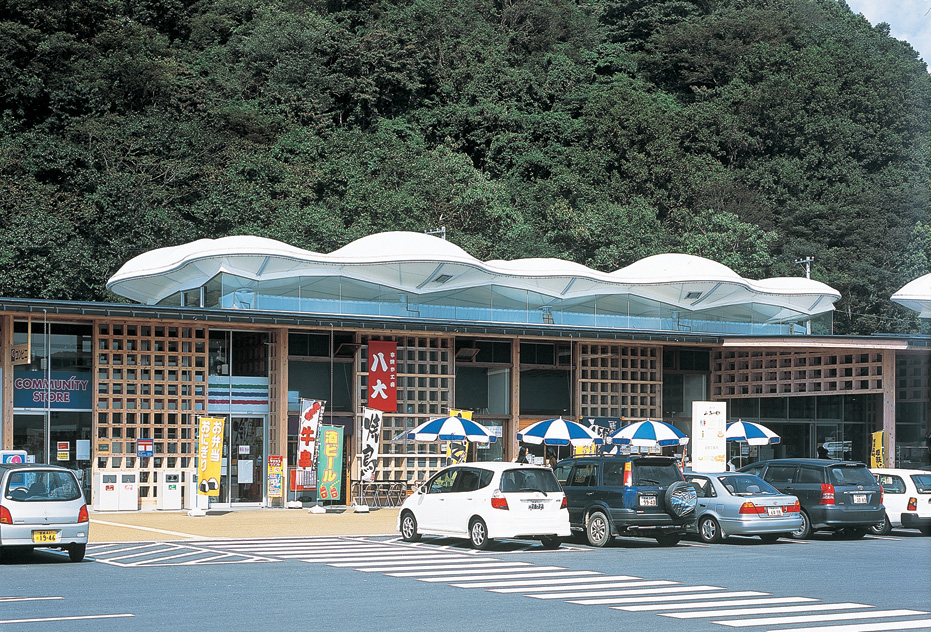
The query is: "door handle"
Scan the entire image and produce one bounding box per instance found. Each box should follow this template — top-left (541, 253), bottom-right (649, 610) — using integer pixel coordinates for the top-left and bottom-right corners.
top-left (586, 492), bottom-right (594, 496)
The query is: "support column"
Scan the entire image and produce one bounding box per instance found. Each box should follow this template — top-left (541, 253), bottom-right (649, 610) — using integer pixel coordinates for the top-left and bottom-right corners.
top-left (882, 350), bottom-right (896, 467)
top-left (1, 314), bottom-right (12, 449)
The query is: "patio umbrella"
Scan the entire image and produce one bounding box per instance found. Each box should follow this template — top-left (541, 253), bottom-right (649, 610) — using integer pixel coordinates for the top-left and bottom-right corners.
top-left (608, 419), bottom-right (689, 447)
top-left (407, 416), bottom-right (498, 443)
top-left (517, 418), bottom-right (604, 447)
top-left (725, 420), bottom-right (781, 446)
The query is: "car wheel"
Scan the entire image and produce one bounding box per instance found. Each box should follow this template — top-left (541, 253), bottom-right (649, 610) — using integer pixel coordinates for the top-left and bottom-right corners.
top-left (655, 533), bottom-right (681, 546)
top-left (869, 513), bottom-right (892, 536)
top-left (540, 536), bottom-right (562, 550)
top-left (469, 518), bottom-right (492, 550)
top-left (665, 481), bottom-right (698, 519)
top-left (698, 516), bottom-right (723, 543)
top-left (586, 510), bottom-right (612, 547)
top-left (790, 510), bottom-right (812, 539)
top-left (759, 534), bottom-right (781, 544)
top-left (68, 543), bottom-right (86, 563)
top-left (400, 511), bottom-right (421, 542)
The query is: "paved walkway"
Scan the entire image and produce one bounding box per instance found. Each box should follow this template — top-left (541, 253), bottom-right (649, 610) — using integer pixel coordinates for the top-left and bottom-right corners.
top-left (88, 507), bottom-right (400, 542)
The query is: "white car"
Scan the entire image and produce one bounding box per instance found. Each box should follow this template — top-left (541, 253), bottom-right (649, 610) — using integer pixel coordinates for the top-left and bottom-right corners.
top-left (397, 462), bottom-right (570, 549)
top-left (870, 468), bottom-right (931, 536)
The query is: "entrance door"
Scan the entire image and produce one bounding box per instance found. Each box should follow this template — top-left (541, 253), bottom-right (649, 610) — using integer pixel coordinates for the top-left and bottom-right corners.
top-left (216, 416), bottom-right (266, 506)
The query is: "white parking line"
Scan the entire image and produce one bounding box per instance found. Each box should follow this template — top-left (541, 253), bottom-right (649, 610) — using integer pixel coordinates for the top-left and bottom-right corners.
top-left (89, 519), bottom-right (200, 539)
top-left (356, 562), bottom-right (529, 573)
top-left (767, 620), bottom-right (931, 632)
top-left (563, 586), bottom-right (727, 604)
top-left (0, 614), bottom-right (134, 624)
top-left (0, 598), bottom-right (63, 603)
top-left (663, 603), bottom-right (875, 619)
top-left (716, 609), bottom-right (929, 627)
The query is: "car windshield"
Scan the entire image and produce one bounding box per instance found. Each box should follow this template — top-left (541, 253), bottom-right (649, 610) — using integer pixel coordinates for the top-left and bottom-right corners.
top-left (500, 468), bottom-right (562, 493)
top-left (829, 465), bottom-right (877, 487)
top-left (911, 474), bottom-right (931, 493)
top-left (717, 475), bottom-right (780, 496)
top-left (631, 461), bottom-right (681, 486)
top-left (4, 470), bottom-right (82, 502)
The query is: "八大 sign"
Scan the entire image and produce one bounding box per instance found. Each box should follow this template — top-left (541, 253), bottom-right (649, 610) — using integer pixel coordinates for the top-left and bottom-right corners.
top-left (13, 371), bottom-right (92, 409)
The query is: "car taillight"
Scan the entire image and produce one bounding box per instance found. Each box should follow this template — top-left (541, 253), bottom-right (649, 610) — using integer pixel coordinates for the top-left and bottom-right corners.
top-left (491, 491), bottom-right (508, 510)
top-left (738, 502), bottom-right (765, 515)
top-left (820, 483), bottom-right (835, 505)
top-left (0, 506), bottom-right (11, 524)
top-left (78, 504), bottom-right (89, 523)
top-left (907, 497), bottom-right (917, 512)
top-left (785, 501), bottom-right (801, 513)
top-left (623, 461), bottom-right (632, 487)
top-left (560, 495), bottom-right (568, 510)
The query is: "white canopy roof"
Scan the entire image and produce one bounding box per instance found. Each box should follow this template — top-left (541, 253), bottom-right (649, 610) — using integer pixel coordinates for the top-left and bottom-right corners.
top-left (106, 232), bottom-right (840, 319)
top-left (892, 273), bottom-right (931, 318)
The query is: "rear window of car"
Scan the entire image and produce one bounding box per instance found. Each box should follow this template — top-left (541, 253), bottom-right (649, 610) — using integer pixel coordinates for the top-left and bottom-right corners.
top-left (500, 468), bottom-right (562, 493)
top-left (631, 461), bottom-right (681, 486)
top-left (718, 475), bottom-right (780, 496)
top-left (4, 470), bottom-right (82, 502)
top-left (829, 465), bottom-right (877, 487)
top-left (911, 474), bottom-right (931, 493)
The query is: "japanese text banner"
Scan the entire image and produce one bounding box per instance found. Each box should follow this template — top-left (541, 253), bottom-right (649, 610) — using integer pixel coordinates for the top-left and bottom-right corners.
top-left (298, 399), bottom-right (326, 471)
top-left (198, 416), bottom-right (225, 496)
top-left (367, 341), bottom-right (397, 412)
top-left (360, 408), bottom-right (382, 483)
top-left (317, 426), bottom-right (344, 501)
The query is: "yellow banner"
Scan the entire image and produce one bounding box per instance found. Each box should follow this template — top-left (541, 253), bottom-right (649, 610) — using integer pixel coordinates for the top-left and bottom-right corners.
top-left (870, 430), bottom-right (885, 468)
top-left (448, 409), bottom-right (473, 420)
top-left (198, 416), bottom-right (226, 496)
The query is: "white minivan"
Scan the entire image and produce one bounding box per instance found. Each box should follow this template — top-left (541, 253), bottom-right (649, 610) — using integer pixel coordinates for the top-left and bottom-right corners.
top-left (398, 462), bottom-right (570, 549)
top-left (869, 468), bottom-right (931, 536)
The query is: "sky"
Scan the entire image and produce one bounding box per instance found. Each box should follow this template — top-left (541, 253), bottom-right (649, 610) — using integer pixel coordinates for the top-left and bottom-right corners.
top-left (843, 0), bottom-right (931, 68)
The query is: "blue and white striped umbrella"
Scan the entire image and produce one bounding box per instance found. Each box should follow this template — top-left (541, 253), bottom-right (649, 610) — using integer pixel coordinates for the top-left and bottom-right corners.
top-left (608, 420), bottom-right (689, 447)
top-left (517, 418), bottom-right (604, 447)
top-left (726, 420), bottom-right (781, 446)
top-left (407, 416), bottom-right (497, 443)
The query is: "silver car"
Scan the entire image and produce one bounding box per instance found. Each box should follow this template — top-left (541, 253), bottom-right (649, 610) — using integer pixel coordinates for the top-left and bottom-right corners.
top-left (0, 464), bottom-right (89, 562)
top-left (685, 472), bottom-right (803, 543)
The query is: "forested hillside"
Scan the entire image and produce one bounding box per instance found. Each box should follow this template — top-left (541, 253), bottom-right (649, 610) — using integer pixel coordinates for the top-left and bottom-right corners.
top-left (1, 0), bottom-right (929, 334)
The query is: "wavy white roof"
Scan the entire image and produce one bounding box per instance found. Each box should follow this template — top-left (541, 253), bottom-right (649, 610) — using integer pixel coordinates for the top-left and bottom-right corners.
top-left (106, 232), bottom-right (840, 319)
top-left (892, 273), bottom-right (931, 318)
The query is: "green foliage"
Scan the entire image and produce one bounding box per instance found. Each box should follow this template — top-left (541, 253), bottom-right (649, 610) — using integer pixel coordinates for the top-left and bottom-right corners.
top-left (0, 0), bottom-right (928, 334)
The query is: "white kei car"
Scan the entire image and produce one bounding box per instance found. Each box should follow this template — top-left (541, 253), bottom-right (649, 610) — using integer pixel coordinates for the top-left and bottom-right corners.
top-left (869, 468), bottom-right (931, 536)
top-left (398, 462), bottom-right (571, 549)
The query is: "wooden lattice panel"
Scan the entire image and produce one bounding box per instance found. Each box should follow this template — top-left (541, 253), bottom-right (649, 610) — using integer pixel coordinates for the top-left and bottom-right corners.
top-left (578, 344), bottom-right (661, 420)
top-left (896, 351), bottom-right (930, 404)
top-left (359, 335), bottom-right (453, 485)
top-left (712, 349), bottom-right (886, 398)
top-left (94, 322), bottom-right (208, 502)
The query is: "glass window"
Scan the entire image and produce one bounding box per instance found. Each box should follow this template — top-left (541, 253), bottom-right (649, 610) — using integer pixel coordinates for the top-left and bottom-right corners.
top-left (500, 468), bottom-right (561, 493)
top-left (875, 475), bottom-right (906, 494)
top-left (566, 464), bottom-right (597, 487)
top-left (763, 465), bottom-right (798, 484)
top-left (427, 469), bottom-right (458, 494)
top-left (798, 467), bottom-right (823, 484)
top-left (911, 475), bottom-right (931, 493)
top-left (519, 369), bottom-right (571, 415)
top-left (632, 461), bottom-right (681, 486)
top-left (687, 476), bottom-right (714, 498)
top-left (829, 465), bottom-right (876, 486)
top-left (603, 461), bottom-right (625, 486)
top-left (4, 470), bottom-right (82, 502)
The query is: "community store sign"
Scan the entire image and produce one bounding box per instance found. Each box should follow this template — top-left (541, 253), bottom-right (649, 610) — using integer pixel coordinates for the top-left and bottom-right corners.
top-left (13, 371), bottom-right (92, 408)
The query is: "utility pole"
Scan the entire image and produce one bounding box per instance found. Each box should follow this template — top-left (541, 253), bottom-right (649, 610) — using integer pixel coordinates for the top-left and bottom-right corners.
top-left (424, 227), bottom-right (447, 240)
top-left (795, 256), bottom-right (813, 279)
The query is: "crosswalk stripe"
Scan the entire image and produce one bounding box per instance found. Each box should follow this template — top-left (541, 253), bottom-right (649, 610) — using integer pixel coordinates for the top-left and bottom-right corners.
top-left (0, 598), bottom-right (63, 603)
top-left (331, 557), bottom-right (478, 568)
top-left (496, 580), bottom-right (687, 594)
top-left (527, 580), bottom-right (683, 599)
top-left (388, 565), bottom-right (566, 577)
top-left (562, 585), bottom-right (726, 603)
top-left (663, 603), bottom-right (875, 619)
top-left (419, 571), bottom-right (599, 583)
top-left (765, 620), bottom-right (931, 632)
top-left (573, 590), bottom-right (767, 606)
top-left (715, 609), bottom-right (929, 627)
top-left (451, 575), bottom-right (640, 589)
top-left (616, 596), bottom-right (817, 612)
top-left (293, 553), bottom-right (457, 562)
top-left (355, 562), bottom-right (529, 573)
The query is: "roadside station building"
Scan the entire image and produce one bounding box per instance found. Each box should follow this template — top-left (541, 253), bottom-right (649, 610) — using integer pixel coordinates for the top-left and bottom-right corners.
top-left (1, 232), bottom-right (928, 509)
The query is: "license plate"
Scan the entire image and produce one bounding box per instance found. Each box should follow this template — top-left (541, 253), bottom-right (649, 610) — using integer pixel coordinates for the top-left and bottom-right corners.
top-left (767, 507), bottom-right (783, 516)
top-left (528, 502), bottom-right (544, 511)
top-left (32, 530), bottom-right (59, 543)
top-left (640, 496), bottom-right (657, 507)
top-left (852, 494), bottom-right (867, 504)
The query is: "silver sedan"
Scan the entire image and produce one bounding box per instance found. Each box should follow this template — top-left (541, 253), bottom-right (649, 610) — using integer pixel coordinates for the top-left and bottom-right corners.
top-left (684, 472), bottom-right (803, 543)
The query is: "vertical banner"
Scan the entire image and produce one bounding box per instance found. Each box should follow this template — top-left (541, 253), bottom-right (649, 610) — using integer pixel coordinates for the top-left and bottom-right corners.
top-left (317, 426), bottom-right (344, 501)
top-left (198, 416), bottom-right (226, 495)
top-left (298, 399), bottom-right (326, 471)
top-left (267, 455), bottom-right (284, 498)
top-left (691, 402), bottom-right (727, 473)
top-left (360, 408), bottom-right (383, 483)
top-left (367, 341), bottom-right (397, 412)
top-left (870, 431), bottom-right (885, 468)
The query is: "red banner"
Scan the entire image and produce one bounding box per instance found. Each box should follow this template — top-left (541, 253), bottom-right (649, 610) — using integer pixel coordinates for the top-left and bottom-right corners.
top-left (367, 340), bottom-right (397, 412)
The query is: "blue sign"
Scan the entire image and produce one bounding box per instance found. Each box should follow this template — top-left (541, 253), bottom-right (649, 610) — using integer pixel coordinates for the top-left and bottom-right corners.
top-left (137, 439), bottom-right (154, 458)
top-left (13, 370), bottom-right (93, 410)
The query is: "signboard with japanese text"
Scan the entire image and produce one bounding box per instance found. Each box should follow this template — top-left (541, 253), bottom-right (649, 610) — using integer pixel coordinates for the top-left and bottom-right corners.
top-left (870, 431), bottom-right (885, 468)
top-left (367, 341), bottom-right (397, 412)
top-left (268, 455), bottom-right (284, 497)
top-left (137, 438), bottom-right (154, 458)
top-left (317, 426), bottom-right (343, 501)
top-left (360, 408), bottom-right (382, 483)
top-left (691, 401), bottom-right (727, 473)
top-left (298, 399), bottom-right (326, 471)
top-left (197, 416), bottom-right (226, 496)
